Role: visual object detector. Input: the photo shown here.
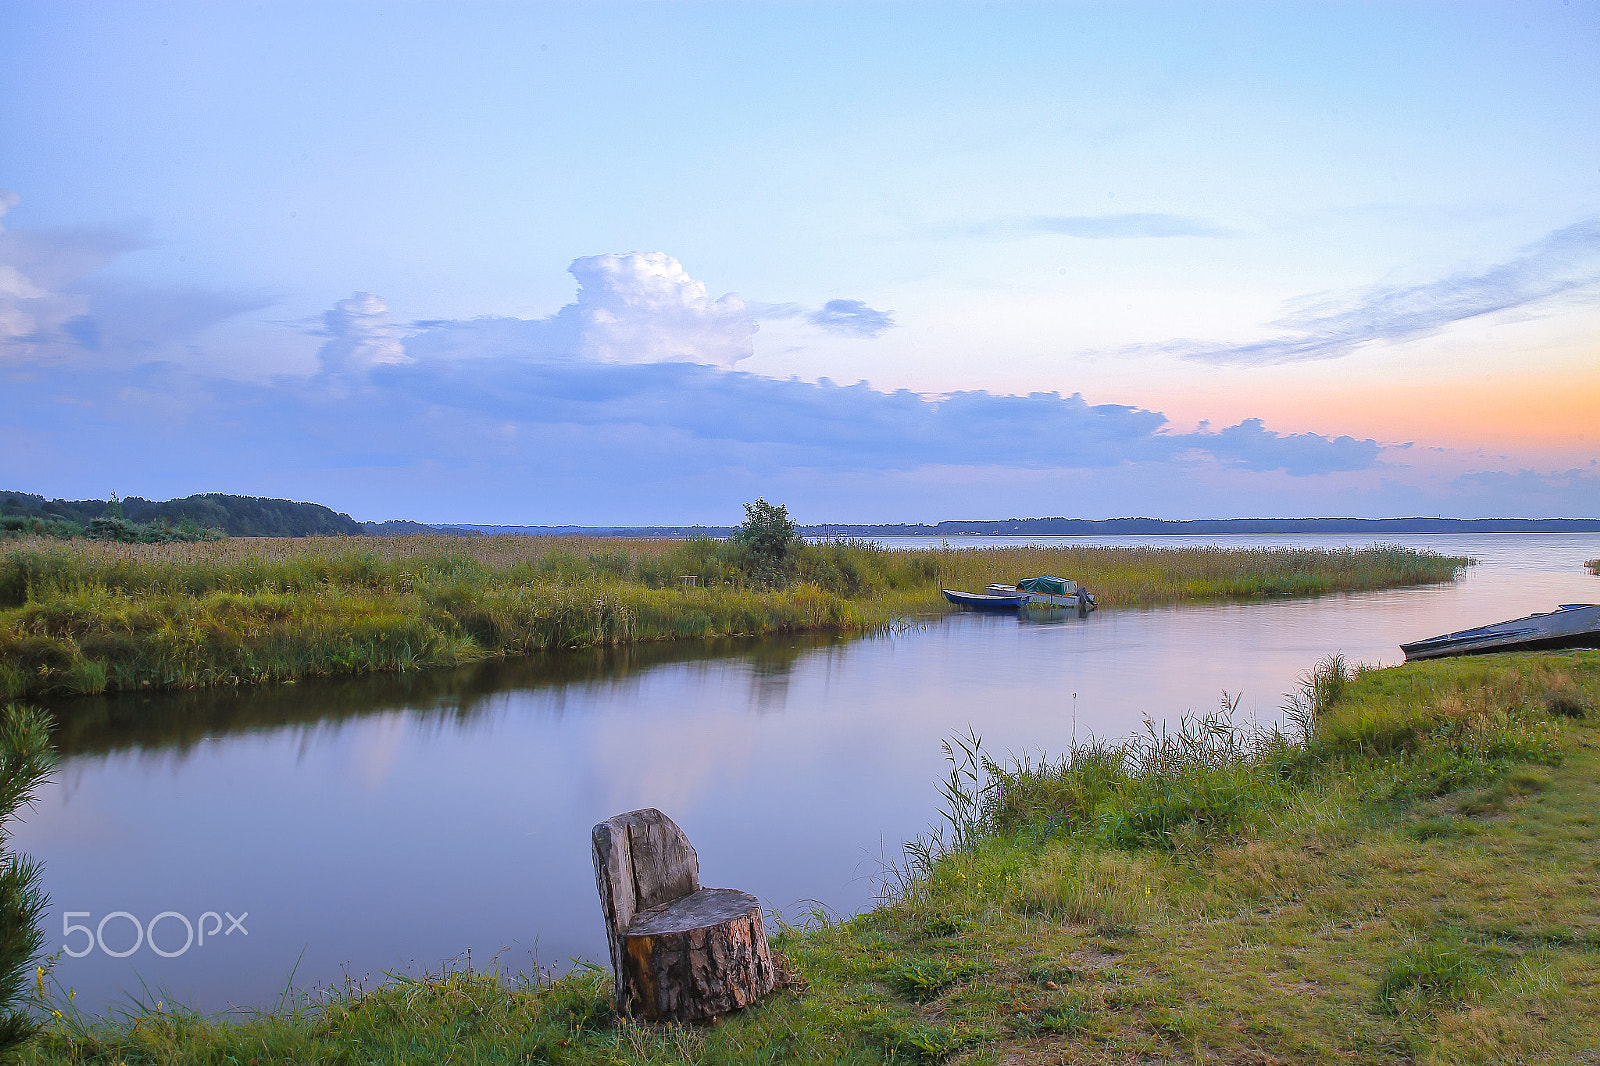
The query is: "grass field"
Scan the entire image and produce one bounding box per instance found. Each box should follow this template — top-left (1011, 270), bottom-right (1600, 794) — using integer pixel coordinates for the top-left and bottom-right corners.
top-left (0, 535), bottom-right (1464, 699)
top-left (24, 651), bottom-right (1600, 1065)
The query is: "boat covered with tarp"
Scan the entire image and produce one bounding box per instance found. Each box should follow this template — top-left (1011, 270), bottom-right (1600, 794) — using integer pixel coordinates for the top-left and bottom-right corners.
top-left (983, 575), bottom-right (1097, 611)
top-left (1401, 604), bottom-right (1600, 661)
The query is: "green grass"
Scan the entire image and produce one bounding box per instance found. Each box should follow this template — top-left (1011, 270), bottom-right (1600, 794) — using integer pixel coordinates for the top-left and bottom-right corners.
top-left (23, 651), bottom-right (1600, 1065)
top-left (0, 535), bottom-right (1464, 699)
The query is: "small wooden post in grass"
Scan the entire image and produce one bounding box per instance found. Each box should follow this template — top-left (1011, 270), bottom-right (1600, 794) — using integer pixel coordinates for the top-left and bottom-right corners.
top-left (591, 808), bottom-right (775, 1023)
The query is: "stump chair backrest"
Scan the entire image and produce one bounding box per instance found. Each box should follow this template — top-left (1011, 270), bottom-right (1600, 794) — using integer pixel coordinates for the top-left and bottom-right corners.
top-left (592, 808), bottom-right (701, 984)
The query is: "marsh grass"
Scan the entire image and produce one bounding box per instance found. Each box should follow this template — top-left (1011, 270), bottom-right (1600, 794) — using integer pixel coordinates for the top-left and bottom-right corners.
top-left (21, 652), bottom-right (1600, 1065)
top-left (1010, 849), bottom-right (1153, 931)
top-left (0, 536), bottom-right (1463, 698)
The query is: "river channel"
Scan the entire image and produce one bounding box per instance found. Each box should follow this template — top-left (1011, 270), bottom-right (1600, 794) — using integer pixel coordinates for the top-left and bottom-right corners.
top-left (19, 534), bottom-right (1600, 1015)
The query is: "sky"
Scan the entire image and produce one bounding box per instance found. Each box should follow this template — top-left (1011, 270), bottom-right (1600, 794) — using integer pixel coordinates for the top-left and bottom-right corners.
top-left (1, 1), bottom-right (1597, 525)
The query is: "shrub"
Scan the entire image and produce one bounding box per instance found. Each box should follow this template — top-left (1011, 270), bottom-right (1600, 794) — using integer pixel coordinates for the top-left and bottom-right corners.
top-left (732, 499), bottom-right (799, 585)
top-left (0, 703), bottom-right (55, 1057)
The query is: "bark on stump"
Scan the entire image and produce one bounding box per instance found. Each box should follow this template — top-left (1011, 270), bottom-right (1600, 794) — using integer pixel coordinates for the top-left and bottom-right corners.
top-left (623, 887), bottom-right (774, 1023)
top-left (592, 808), bottom-right (776, 1024)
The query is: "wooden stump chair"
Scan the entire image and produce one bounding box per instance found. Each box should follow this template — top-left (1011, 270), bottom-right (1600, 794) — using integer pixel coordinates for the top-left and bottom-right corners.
top-left (591, 808), bottom-right (776, 1023)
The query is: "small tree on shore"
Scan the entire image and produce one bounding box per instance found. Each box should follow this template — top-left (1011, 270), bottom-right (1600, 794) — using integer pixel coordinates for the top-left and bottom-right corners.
top-left (0, 705), bottom-right (55, 1058)
top-left (733, 499), bottom-right (800, 584)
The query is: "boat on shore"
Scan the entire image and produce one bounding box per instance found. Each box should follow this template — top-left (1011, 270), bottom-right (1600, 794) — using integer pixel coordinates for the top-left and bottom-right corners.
top-left (1401, 604), bottom-right (1600, 661)
top-left (942, 589), bottom-right (1030, 610)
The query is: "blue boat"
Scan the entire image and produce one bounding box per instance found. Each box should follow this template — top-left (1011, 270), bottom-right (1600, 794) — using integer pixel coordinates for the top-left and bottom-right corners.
top-left (942, 589), bottom-right (1029, 610)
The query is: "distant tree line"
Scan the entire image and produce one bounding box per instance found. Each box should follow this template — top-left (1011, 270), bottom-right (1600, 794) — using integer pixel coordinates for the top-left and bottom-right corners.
top-left (1, 491), bottom-right (370, 539)
top-left (429, 515), bottom-right (1600, 538)
top-left (798, 516), bottom-right (1600, 536)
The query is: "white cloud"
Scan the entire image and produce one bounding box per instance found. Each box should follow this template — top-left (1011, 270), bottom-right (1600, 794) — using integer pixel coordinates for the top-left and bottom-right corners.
top-left (561, 252), bottom-right (756, 367)
top-left (319, 292), bottom-right (411, 374)
top-left (400, 252), bottom-right (762, 370)
top-left (1143, 218), bottom-right (1600, 365)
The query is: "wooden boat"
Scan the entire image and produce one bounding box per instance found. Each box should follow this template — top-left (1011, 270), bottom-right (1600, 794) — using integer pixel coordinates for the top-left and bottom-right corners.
top-left (942, 589), bottom-right (1029, 610)
top-left (1401, 604), bottom-right (1600, 661)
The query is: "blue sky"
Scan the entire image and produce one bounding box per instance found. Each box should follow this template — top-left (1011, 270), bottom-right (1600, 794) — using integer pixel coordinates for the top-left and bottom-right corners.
top-left (2, 1), bottom-right (1597, 523)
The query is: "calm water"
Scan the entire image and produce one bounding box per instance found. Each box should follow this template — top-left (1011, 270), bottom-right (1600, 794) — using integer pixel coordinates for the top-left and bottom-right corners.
top-left (20, 534), bottom-right (1600, 1015)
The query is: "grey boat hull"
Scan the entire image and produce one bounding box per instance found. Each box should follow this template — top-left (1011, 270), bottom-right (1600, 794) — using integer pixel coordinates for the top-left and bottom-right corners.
top-left (1401, 604), bottom-right (1600, 662)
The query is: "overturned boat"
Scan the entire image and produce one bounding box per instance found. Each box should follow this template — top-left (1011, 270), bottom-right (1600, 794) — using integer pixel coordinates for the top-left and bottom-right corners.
top-left (1401, 604), bottom-right (1600, 662)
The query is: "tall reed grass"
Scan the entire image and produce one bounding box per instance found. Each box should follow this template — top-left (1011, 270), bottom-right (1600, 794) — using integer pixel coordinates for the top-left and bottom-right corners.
top-left (904, 651), bottom-right (1573, 875)
top-left (0, 535), bottom-right (1465, 698)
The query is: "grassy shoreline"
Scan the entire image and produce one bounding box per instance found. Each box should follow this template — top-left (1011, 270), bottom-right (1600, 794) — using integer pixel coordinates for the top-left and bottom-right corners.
top-left (1, 535), bottom-right (1464, 699)
top-left (24, 650), bottom-right (1600, 1064)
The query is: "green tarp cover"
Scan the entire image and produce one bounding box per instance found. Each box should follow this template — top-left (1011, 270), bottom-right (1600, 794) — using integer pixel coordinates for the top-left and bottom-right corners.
top-left (1018, 575), bottom-right (1077, 595)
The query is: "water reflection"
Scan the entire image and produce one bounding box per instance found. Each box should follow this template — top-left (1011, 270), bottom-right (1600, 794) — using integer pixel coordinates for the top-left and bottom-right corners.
top-left (50, 633), bottom-right (847, 760)
top-left (19, 535), bottom-right (1600, 1016)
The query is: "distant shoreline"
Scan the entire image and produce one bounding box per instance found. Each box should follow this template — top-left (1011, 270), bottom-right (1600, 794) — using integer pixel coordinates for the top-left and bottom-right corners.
top-left (8, 490), bottom-right (1599, 539)
top-left (434, 517), bottom-right (1600, 538)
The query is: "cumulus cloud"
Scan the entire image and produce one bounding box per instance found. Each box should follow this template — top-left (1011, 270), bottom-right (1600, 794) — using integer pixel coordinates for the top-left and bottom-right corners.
top-left (558, 252), bottom-right (756, 367)
top-left (1149, 217), bottom-right (1600, 365)
top-left (318, 292), bottom-right (410, 374)
top-left (0, 222), bottom-right (765, 372)
top-left (752, 298), bottom-right (897, 338)
top-left (401, 252), bottom-right (762, 370)
top-left (403, 254), bottom-right (893, 366)
top-left (957, 213), bottom-right (1234, 240)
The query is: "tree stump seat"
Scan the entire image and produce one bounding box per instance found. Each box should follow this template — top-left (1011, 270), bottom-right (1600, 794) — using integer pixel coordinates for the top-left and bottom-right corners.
top-left (627, 887), bottom-right (761, 938)
top-left (592, 809), bottom-right (776, 1024)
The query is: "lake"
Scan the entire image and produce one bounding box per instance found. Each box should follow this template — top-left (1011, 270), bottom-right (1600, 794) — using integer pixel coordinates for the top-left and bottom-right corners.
top-left (20, 533), bottom-right (1600, 1015)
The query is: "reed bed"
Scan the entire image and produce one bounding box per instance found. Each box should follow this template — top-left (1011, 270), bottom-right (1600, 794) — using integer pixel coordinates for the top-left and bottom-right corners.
top-left (0, 535), bottom-right (1465, 698)
top-left (933, 651), bottom-right (1575, 861)
top-left (914, 541), bottom-right (1463, 608)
